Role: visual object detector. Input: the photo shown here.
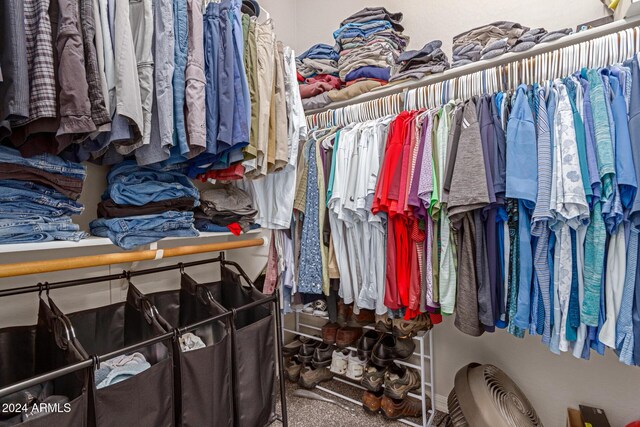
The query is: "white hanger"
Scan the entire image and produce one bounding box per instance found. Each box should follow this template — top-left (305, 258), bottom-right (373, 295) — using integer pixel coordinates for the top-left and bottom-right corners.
top-left (258, 6), bottom-right (271, 23)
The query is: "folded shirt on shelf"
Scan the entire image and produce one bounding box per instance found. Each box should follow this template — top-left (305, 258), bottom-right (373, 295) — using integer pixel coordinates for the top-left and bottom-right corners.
top-left (302, 93), bottom-right (332, 110)
top-left (327, 80), bottom-right (384, 102)
top-left (344, 65), bottom-right (391, 82)
top-left (97, 197), bottom-right (197, 219)
top-left (299, 74), bottom-right (343, 99)
top-left (297, 43), bottom-right (340, 62)
top-left (452, 21), bottom-right (528, 67)
top-left (340, 6), bottom-right (404, 32)
top-left (391, 40), bottom-right (450, 81)
top-left (195, 185), bottom-right (257, 233)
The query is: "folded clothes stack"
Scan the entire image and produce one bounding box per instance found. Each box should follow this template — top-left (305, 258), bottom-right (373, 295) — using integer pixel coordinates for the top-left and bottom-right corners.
top-left (0, 146), bottom-right (87, 244)
top-left (301, 7), bottom-right (408, 110)
top-left (510, 27), bottom-right (573, 52)
top-left (452, 21), bottom-right (528, 67)
top-left (90, 161), bottom-right (199, 249)
top-left (335, 8), bottom-right (408, 80)
top-left (390, 40), bottom-right (450, 82)
top-left (194, 185), bottom-right (258, 235)
top-left (296, 44), bottom-right (340, 78)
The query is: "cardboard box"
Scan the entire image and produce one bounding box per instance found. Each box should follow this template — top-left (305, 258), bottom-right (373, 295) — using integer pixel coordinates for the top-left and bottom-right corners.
top-left (567, 408), bottom-right (583, 427)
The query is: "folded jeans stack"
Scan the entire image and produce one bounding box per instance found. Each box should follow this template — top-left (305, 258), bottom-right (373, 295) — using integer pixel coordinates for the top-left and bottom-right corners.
top-left (390, 40), bottom-right (450, 82)
top-left (90, 161), bottom-right (199, 249)
top-left (0, 146), bottom-right (87, 244)
top-left (452, 21), bottom-right (529, 67)
top-left (194, 185), bottom-right (258, 235)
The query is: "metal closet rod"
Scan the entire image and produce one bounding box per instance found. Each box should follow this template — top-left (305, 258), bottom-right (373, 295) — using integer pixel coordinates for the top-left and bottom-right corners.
top-left (0, 237), bottom-right (265, 279)
top-left (0, 254), bottom-right (228, 298)
top-left (304, 15), bottom-right (640, 115)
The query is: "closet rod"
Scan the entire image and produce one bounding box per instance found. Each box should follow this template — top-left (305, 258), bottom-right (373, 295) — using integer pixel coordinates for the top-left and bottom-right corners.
top-left (304, 15), bottom-right (640, 115)
top-left (0, 237), bottom-right (265, 279)
top-left (0, 255), bottom-right (227, 298)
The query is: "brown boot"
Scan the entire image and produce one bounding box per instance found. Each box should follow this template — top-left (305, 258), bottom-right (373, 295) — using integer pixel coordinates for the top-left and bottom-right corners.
top-left (337, 299), bottom-right (353, 326)
top-left (362, 390), bottom-right (383, 414)
top-left (335, 326), bottom-right (363, 348)
top-left (380, 395), bottom-right (423, 420)
top-left (355, 309), bottom-right (375, 325)
top-left (322, 322), bottom-right (340, 344)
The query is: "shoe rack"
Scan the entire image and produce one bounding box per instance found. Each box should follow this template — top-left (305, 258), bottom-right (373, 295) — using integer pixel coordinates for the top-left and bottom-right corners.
top-left (282, 310), bottom-right (436, 427)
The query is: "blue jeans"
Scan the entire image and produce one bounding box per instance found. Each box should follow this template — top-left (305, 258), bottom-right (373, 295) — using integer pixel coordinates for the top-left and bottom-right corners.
top-left (105, 161), bottom-right (200, 205)
top-left (90, 211), bottom-right (198, 249)
top-left (0, 146), bottom-right (86, 179)
top-left (0, 218), bottom-right (86, 244)
top-left (0, 180), bottom-right (84, 216)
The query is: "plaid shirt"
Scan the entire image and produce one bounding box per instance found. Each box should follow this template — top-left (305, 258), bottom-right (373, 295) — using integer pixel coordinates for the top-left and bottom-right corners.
top-left (18, 0), bottom-right (57, 124)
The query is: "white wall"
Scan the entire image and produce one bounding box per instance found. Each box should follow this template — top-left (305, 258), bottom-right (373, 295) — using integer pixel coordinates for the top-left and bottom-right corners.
top-left (275, 1), bottom-right (640, 426)
top-left (292, 0), bottom-right (610, 57)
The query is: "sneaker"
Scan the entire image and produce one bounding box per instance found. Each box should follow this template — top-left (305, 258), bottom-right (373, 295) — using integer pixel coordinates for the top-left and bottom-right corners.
top-left (311, 343), bottom-right (335, 368)
top-left (329, 348), bottom-right (350, 375)
top-left (301, 302), bottom-right (315, 314)
top-left (299, 366), bottom-right (334, 389)
top-left (392, 314), bottom-right (432, 337)
top-left (384, 364), bottom-right (421, 400)
top-left (375, 314), bottom-right (393, 333)
top-left (345, 351), bottom-right (366, 380)
top-left (380, 395), bottom-right (423, 420)
top-left (285, 356), bottom-right (303, 382)
top-left (361, 362), bottom-right (386, 392)
top-left (362, 390), bottom-right (384, 415)
top-left (312, 299), bottom-right (328, 317)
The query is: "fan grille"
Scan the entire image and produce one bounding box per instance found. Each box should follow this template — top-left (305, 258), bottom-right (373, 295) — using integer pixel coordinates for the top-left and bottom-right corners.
top-left (482, 365), bottom-right (542, 426)
top-left (447, 363), bottom-right (543, 427)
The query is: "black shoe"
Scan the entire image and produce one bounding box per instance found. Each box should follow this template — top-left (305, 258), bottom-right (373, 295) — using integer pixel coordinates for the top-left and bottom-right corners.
top-left (312, 343), bottom-right (335, 368)
top-left (357, 329), bottom-right (382, 360)
top-left (370, 335), bottom-right (415, 366)
top-left (298, 340), bottom-right (320, 364)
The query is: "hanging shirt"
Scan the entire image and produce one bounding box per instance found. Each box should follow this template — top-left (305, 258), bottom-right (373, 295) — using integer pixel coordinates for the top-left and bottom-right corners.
top-left (436, 102), bottom-right (458, 315)
top-left (448, 98), bottom-right (488, 337)
top-left (506, 85), bottom-right (537, 330)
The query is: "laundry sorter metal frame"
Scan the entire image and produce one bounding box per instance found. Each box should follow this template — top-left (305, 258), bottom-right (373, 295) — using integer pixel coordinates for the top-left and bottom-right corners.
top-left (282, 310), bottom-right (436, 427)
top-left (0, 253), bottom-right (290, 427)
